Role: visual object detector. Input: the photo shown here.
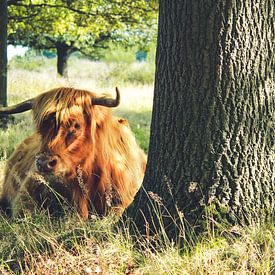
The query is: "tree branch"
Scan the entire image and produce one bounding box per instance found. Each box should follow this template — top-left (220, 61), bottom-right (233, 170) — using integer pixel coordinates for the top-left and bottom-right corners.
top-left (8, 2), bottom-right (97, 16)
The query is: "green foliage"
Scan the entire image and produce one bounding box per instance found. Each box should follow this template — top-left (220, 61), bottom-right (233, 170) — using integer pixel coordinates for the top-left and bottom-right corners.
top-left (99, 44), bottom-right (137, 64)
top-left (8, 0), bottom-right (158, 56)
top-left (98, 41), bottom-right (156, 63)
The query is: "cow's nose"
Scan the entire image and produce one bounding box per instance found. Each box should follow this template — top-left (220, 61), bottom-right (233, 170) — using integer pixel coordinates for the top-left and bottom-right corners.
top-left (47, 156), bottom-right (58, 169)
top-left (35, 154), bottom-right (58, 173)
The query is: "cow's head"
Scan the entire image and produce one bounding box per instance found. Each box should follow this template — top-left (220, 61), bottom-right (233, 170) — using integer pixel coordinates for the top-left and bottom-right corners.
top-left (0, 87), bottom-right (120, 181)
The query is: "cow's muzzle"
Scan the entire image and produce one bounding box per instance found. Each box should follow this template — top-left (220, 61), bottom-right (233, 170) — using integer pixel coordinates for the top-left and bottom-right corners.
top-left (35, 153), bottom-right (59, 173)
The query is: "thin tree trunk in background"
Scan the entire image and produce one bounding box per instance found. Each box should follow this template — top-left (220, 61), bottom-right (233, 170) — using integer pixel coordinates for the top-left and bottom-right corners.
top-left (0, 0), bottom-right (8, 107)
top-left (134, 0), bottom-right (274, 233)
top-left (56, 42), bottom-right (73, 78)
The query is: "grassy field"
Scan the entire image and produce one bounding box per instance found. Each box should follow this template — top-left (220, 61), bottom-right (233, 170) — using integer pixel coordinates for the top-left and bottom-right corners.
top-left (0, 56), bottom-right (274, 274)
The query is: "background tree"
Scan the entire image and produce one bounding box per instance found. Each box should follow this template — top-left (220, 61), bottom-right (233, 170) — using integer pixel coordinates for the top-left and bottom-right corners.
top-left (135, 0), bottom-right (274, 233)
top-left (0, 0), bottom-right (8, 107)
top-left (8, 0), bottom-right (158, 77)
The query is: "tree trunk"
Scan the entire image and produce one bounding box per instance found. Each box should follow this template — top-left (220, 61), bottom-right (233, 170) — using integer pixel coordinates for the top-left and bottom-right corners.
top-left (56, 42), bottom-right (73, 78)
top-left (135, 0), bottom-right (274, 233)
top-left (0, 0), bottom-right (8, 107)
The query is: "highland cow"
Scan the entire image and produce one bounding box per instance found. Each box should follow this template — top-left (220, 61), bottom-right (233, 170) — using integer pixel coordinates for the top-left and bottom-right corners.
top-left (0, 87), bottom-right (146, 220)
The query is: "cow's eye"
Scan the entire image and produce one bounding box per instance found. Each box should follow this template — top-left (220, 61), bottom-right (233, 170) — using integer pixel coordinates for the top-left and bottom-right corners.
top-left (66, 130), bottom-right (76, 146)
top-left (74, 123), bottom-right (81, 130)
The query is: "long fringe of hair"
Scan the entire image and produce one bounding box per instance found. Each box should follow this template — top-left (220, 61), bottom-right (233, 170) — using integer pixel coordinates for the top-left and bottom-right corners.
top-left (31, 87), bottom-right (146, 211)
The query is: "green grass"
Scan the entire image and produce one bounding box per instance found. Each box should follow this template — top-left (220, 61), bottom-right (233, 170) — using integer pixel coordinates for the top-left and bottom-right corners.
top-left (0, 210), bottom-right (274, 274)
top-left (0, 56), bottom-right (274, 274)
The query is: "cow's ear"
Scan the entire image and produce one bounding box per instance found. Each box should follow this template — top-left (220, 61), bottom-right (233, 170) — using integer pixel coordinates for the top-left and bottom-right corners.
top-left (118, 118), bottom-right (129, 126)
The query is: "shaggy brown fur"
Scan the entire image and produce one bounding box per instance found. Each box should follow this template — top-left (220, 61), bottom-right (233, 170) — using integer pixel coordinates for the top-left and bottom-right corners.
top-left (0, 87), bottom-right (146, 220)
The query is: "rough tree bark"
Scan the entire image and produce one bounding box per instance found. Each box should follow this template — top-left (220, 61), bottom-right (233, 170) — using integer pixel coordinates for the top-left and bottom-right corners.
top-left (135, 0), bottom-right (274, 232)
top-left (0, 0), bottom-right (8, 107)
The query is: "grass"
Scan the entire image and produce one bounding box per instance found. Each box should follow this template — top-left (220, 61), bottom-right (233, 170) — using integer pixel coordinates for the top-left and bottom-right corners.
top-left (0, 210), bottom-right (274, 274)
top-left (0, 56), bottom-right (274, 274)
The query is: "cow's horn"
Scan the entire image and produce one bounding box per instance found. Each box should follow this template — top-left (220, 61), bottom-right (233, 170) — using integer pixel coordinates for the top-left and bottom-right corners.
top-left (0, 99), bottom-right (34, 114)
top-left (92, 87), bottom-right (120, 107)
